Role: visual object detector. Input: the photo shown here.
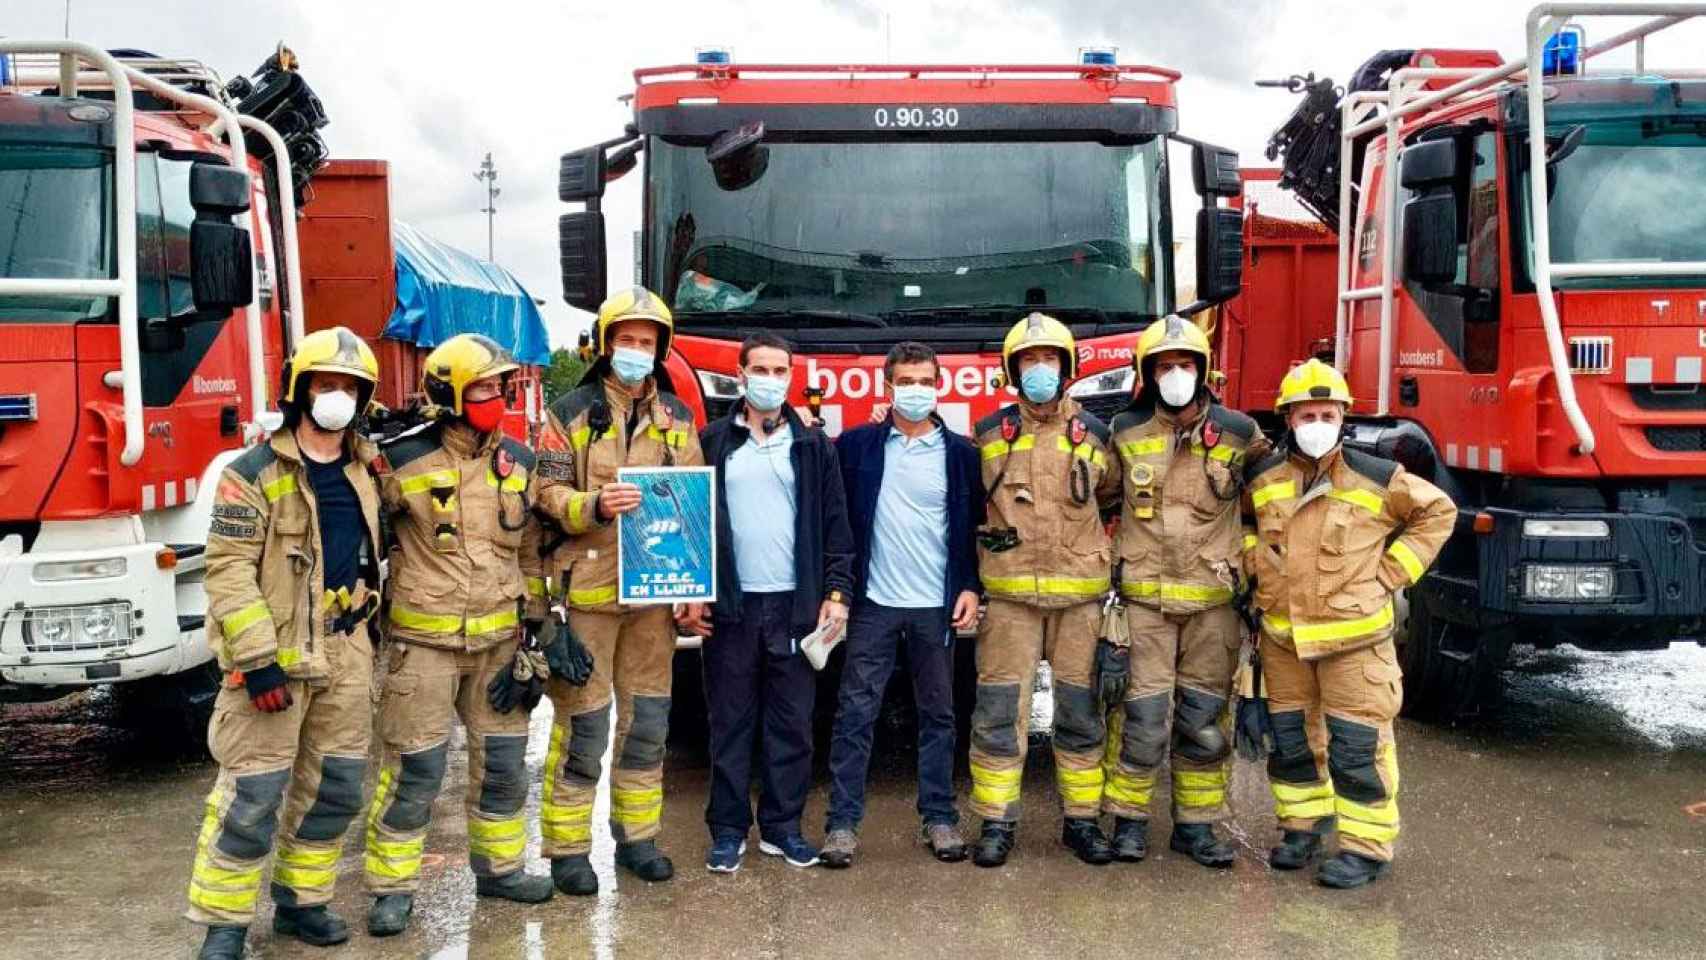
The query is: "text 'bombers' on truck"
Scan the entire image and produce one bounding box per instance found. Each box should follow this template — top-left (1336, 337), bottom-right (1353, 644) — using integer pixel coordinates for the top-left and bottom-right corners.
top-left (0, 42), bottom-right (548, 724)
top-left (1229, 4), bottom-right (1706, 719)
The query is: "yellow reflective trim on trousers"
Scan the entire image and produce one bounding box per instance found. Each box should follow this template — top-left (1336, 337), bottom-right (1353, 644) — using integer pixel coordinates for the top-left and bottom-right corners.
top-left (364, 853), bottom-right (423, 881)
top-left (565, 491), bottom-right (594, 534)
top-left (1336, 797), bottom-right (1400, 843)
top-left (188, 881), bottom-right (260, 913)
top-left (1292, 601), bottom-right (1395, 650)
top-left (1327, 488), bottom-right (1386, 516)
top-left (272, 847), bottom-right (339, 890)
top-left (1102, 772), bottom-right (1155, 808)
top-left (192, 862), bottom-right (264, 889)
top-left (1055, 435), bottom-right (1107, 468)
top-left (276, 647), bottom-right (302, 668)
top-left (1388, 539), bottom-right (1425, 583)
top-left (969, 764), bottom-right (1022, 806)
top-left (1251, 480), bottom-right (1296, 508)
top-left (1173, 769), bottom-right (1228, 808)
top-left (485, 468), bottom-right (526, 493)
top-left (467, 816), bottom-right (527, 860)
top-left (400, 469), bottom-right (460, 496)
top-left (1056, 765), bottom-right (1104, 804)
top-left (982, 574), bottom-right (1110, 598)
top-left (612, 787), bottom-right (664, 826)
top-left (261, 473), bottom-right (298, 502)
top-left (542, 803), bottom-right (594, 843)
top-left (367, 836), bottom-right (423, 860)
top-left (366, 767), bottom-right (393, 833)
top-left (1119, 436), bottom-right (1167, 458)
top-left (981, 435), bottom-right (1037, 460)
top-left (569, 585), bottom-right (618, 606)
top-left (1119, 580), bottom-right (1234, 604)
top-left (220, 600), bottom-right (271, 640)
top-left (526, 576), bottom-right (548, 598)
top-left (1271, 780), bottom-right (1336, 821)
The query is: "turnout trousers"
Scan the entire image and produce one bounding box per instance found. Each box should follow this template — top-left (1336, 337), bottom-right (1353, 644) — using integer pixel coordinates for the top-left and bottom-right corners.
top-left (1102, 603), bottom-right (1240, 824)
top-left (540, 605), bottom-right (676, 857)
top-left (363, 642), bottom-right (532, 893)
top-left (967, 597), bottom-right (1103, 822)
top-left (185, 627), bottom-right (372, 926)
top-left (1260, 629), bottom-right (1404, 861)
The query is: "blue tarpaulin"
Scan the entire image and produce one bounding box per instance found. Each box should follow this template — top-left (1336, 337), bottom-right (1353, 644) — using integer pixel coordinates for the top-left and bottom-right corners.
top-left (382, 220), bottom-right (551, 365)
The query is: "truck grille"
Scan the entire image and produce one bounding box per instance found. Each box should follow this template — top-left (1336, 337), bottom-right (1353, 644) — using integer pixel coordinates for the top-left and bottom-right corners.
top-left (1075, 393), bottom-right (1129, 422)
top-left (1646, 426), bottom-right (1706, 453)
top-left (1630, 386), bottom-right (1706, 411)
top-left (19, 602), bottom-right (135, 654)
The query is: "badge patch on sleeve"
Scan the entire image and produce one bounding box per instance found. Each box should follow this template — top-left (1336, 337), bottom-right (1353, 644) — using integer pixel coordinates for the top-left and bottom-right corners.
top-left (210, 518), bottom-right (259, 539)
top-left (212, 503), bottom-right (259, 521)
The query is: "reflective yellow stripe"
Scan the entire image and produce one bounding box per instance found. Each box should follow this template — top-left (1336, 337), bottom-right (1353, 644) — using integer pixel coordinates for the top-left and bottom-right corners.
top-left (526, 576), bottom-right (548, 598)
top-left (1387, 540), bottom-right (1425, 584)
top-left (366, 767), bottom-right (393, 833)
top-left (1336, 797), bottom-right (1400, 843)
top-left (612, 787), bottom-right (664, 826)
top-left (1055, 765), bottom-right (1104, 804)
top-left (969, 763), bottom-right (1022, 806)
top-left (188, 881), bottom-right (260, 913)
top-left (261, 473), bottom-right (297, 502)
top-left (1190, 442), bottom-right (1242, 464)
top-left (1173, 769), bottom-right (1228, 809)
top-left (644, 425), bottom-right (692, 447)
top-left (1271, 780), bottom-right (1336, 821)
top-left (1119, 436), bottom-right (1167, 458)
top-left (465, 608), bottom-right (520, 636)
top-left (1262, 612), bottom-right (1293, 637)
top-left (569, 585), bottom-right (619, 607)
top-left (367, 837), bottom-right (424, 860)
top-left (565, 491), bottom-right (594, 535)
top-left (1292, 601), bottom-right (1395, 651)
top-left (467, 815), bottom-right (527, 860)
top-left (485, 468), bottom-right (526, 493)
top-left (387, 603), bottom-right (518, 636)
top-left (400, 469), bottom-right (460, 496)
top-left (1242, 533), bottom-right (1258, 551)
top-left (542, 803), bottom-right (593, 844)
top-left (276, 647), bottom-right (302, 668)
top-left (1251, 480), bottom-right (1296, 508)
top-left (1055, 435), bottom-right (1107, 467)
top-left (220, 601), bottom-right (271, 640)
top-left (1327, 488), bottom-right (1386, 516)
top-left (363, 853), bottom-right (423, 881)
top-left (192, 862), bottom-right (264, 888)
top-left (981, 435), bottom-right (1037, 460)
top-left (982, 574), bottom-right (1109, 598)
top-left (569, 426), bottom-right (592, 451)
top-left (1102, 771), bottom-right (1155, 809)
top-left (1119, 580), bottom-right (1234, 604)
top-left (273, 845), bottom-right (340, 890)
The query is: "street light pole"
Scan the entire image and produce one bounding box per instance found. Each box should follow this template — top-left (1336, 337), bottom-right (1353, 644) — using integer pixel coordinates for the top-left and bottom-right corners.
top-left (473, 152), bottom-right (499, 261)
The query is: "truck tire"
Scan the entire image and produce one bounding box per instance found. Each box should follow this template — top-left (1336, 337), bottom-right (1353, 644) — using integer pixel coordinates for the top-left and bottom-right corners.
top-left (112, 661), bottom-right (221, 746)
top-left (1396, 587), bottom-right (1507, 722)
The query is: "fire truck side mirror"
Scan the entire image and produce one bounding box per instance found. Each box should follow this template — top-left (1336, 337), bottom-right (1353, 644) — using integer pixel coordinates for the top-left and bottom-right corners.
top-left (1194, 207), bottom-right (1245, 304)
top-left (1191, 143), bottom-right (1242, 199)
top-left (1399, 139), bottom-right (1460, 286)
top-left (189, 163), bottom-right (252, 214)
top-left (190, 222), bottom-right (256, 313)
top-left (560, 211), bottom-right (608, 311)
top-left (560, 147), bottom-right (607, 203)
top-left (1399, 139), bottom-right (1458, 191)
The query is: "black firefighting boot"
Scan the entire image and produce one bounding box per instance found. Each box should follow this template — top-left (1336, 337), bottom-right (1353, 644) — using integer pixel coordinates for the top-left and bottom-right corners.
top-left (273, 904), bottom-right (350, 946)
top-left (367, 894), bottom-right (413, 938)
top-left (196, 925), bottom-right (246, 960)
top-left (476, 869), bottom-right (556, 903)
top-left (1317, 852), bottom-right (1391, 889)
top-left (615, 840), bottom-right (676, 882)
top-left (1170, 822), bottom-right (1236, 868)
top-left (1061, 818), bottom-right (1115, 865)
top-left (551, 854), bottom-right (599, 895)
top-left (972, 820), bottom-right (1016, 868)
top-left (1112, 817), bottom-right (1150, 863)
top-left (1269, 829), bottom-right (1326, 871)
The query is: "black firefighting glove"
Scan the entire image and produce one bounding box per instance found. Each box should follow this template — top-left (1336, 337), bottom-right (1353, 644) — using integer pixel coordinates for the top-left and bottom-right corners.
top-left (1093, 638), bottom-right (1130, 713)
top-left (1234, 646), bottom-right (1273, 763)
top-left (244, 663), bottom-right (294, 714)
top-left (543, 619), bottom-right (595, 687)
top-left (487, 645), bottom-right (548, 714)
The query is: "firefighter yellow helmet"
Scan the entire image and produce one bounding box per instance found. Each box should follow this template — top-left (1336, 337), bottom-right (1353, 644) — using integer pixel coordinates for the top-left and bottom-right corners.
top-left (1274, 358), bottom-right (1353, 412)
top-left (1001, 311), bottom-right (1077, 383)
top-left (282, 327), bottom-right (378, 406)
top-left (422, 334), bottom-right (520, 415)
top-left (1133, 314), bottom-right (1211, 373)
top-left (596, 286), bottom-right (674, 359)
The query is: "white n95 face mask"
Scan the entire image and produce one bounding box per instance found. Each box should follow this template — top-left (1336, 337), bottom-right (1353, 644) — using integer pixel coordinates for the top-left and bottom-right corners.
top-left (1293, 420), bottom-right (1341, 459)
top-left (310, 389), bottom-right (358, 432)
top-left (1157, 367), bottom-right (1197, 407)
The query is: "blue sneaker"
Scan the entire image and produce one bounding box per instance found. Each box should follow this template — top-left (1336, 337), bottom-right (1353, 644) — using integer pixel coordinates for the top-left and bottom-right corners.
top-left (706, 836), bottom-right (747, 874)
top-left (758, 834), bottom-right (820, 868)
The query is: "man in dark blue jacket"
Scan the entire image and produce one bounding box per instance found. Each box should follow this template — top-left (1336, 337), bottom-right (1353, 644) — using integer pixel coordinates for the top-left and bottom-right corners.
top-left (820, 342), bottom-right (983, 869)
top-left (686, 333), bottom-right (855, 873)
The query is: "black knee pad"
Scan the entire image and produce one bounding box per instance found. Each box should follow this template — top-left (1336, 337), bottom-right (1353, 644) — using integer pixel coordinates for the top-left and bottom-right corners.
top-left (617, 695), bottom-right (671, 770)
top-left (565, 708), bottom-right (612, 784)
top-left (382, 741), bottom-right (448, 832)
top-left (295, 755), bottom-right (367, 841)
top-left (478, 734), bottom-right (530, 816)
top-left (970, 683), bottom-right (1021, 758)
top-left (1120, 692), bottom-right (1170, 769)
top-left (1326, 715), bottom-right (1385, 803)
top-left (1267, 710), bottom-right (1319, 784)
top-left (1172, 688), bottom-right (1229, 763)
top-left (1052, 681), bottom-right (1104, 754)
top-left (216, 768), bottom-right (289, 860)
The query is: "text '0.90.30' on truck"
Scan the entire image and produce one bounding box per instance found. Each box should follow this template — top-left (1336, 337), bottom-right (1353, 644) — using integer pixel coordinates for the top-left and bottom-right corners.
top-left (0, 42), bottom-right (548, 727)
top-left (1222, 5), bottom-right (1706, 719)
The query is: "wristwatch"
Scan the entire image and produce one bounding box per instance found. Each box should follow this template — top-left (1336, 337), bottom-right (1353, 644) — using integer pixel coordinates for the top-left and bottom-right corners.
top-left (825, 589), bottom-right (848, 605)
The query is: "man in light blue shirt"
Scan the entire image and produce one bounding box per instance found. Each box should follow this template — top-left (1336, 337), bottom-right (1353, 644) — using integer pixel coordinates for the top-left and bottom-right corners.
top-left (724, 419), bottom-right (797, 592)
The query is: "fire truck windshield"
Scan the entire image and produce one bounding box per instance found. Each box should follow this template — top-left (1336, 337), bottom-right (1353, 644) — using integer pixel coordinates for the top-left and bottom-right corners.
top-left (0, 144), bottom-right (112, 322)
top-left (1524, 119), bottom-right (1706, 290)
top-left (649, 137), bottom-right (1168, 324)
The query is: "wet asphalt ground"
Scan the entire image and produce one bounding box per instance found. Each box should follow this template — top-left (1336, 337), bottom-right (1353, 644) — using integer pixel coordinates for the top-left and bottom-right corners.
top-left (3, 643), bottom-right (1705, 960)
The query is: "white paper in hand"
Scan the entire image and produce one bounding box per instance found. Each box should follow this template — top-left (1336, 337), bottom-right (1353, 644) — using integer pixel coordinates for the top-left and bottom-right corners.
top-left (798, 617), bottom-right (846, 671)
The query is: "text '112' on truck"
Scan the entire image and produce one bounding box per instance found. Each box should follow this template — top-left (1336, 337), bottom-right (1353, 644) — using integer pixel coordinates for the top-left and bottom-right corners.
top-left (1228, 3), bottom-right (1706, 718)
top-left (556, 45), bottom-right (1248, 434)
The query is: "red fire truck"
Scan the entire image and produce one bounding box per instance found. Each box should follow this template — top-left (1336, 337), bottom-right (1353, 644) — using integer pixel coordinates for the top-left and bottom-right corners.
top-left (1225, 5), bottom-right (1706, 717)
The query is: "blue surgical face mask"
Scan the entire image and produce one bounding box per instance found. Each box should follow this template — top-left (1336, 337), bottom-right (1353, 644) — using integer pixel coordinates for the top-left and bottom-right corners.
top-left (611, 346), bottom-right (655, 385)
top-left (891, 384), bottom-right (937, 422)
top-left (1020, 362), bottom-right (1061, 404)
top-left (744, 373), bottom-right (789, 412)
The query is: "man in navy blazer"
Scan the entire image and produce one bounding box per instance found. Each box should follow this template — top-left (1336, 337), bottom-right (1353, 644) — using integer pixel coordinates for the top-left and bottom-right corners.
top-left (821, 341), bottom-right (983, 868)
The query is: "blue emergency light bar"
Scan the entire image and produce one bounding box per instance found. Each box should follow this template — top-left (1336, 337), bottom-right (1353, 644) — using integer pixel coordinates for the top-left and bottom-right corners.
top-left (1079, 46), bottom-right (1118, 66)
top-left (1543, 26), bottom-right (1584, 77)
top-left (695, 47), bottom-right (732, 66)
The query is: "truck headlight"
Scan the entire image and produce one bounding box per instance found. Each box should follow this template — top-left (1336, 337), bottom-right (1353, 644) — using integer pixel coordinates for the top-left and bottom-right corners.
top-left (1522, 519), bottom-right (1610, 539)
top-left (20, 601), bottom-right (134, 651)
top-left (31, 611), bottom-right (74, 646)
top-left (35, 557), bottom-right (127, 581)
top-left (1067, 367), bottom-right (1135, 399)
top-left (1523, 563), bottom-right (1616, 602)
top-left (697, 370), bottom-right (742, 401)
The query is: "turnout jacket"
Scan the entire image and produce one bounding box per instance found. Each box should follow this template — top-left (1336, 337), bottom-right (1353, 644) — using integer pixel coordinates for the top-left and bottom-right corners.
top-left (1243, 444), bottom-right (1456, 660)
top-left (1109, 397), bottom-right (1265, 614)
top-left (974, 397), bottom-right (1117, 609)
top-left (204, 428), bottom-right (382, 679)
top-left (377, 418), bottom-right (547, 651)
top-left (534, 375), bottom-right (705, 612)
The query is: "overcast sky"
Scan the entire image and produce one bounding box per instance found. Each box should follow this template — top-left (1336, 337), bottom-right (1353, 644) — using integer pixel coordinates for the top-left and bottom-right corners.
top-left (9, 0), bottom-right (1704, 347)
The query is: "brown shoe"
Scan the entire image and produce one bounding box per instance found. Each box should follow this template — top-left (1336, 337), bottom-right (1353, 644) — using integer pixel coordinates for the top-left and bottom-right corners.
top-left (821, 828), bottom-right (858, 869)
top-left (924, 823), bottom-right (968, 863)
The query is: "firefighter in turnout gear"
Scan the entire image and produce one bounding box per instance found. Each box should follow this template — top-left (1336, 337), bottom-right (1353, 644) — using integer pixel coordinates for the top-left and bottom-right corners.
top-left (363, 334), bottom-right (554, 936)
top-left (968, 312), bottom-right (1119, 868)
top-left (1103, 315), bottom-right (1267, 868)
top-left (533, 287), bottom-right (705, 894)
top-left (186, 328), bottom-right (383, 960)
top-left (1243, 359), bottom-right (1454, 888)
